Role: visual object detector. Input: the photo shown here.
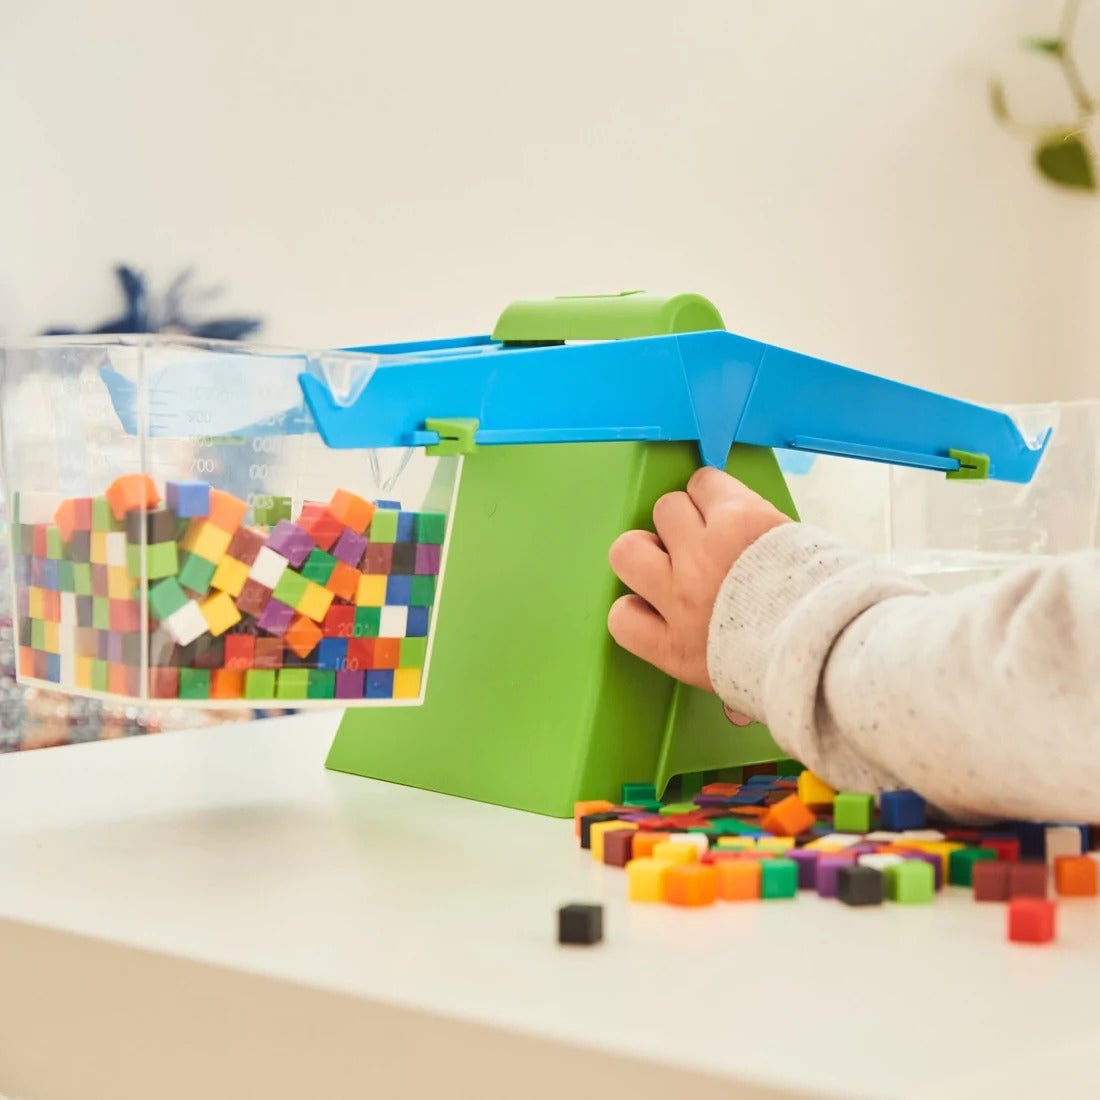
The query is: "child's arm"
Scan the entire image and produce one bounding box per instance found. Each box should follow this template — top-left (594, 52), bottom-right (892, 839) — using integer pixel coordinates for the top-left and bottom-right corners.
top-left (608, 467), bottom-right (1100, 823)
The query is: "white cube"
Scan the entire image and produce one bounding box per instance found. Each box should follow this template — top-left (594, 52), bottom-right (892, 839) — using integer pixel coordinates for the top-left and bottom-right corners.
top-left (249, 546), bottom-right (288, 589)
top-left (380, 605), bottom-right (408, 637)
top-left (105, 531), bottom-right (127, 568)
top-left (164, 601), bottom-right (208, 647)
top-left (667, 833), bottom-right (709, 855)
top-left (1045, 825), bottom-right (1083, 865)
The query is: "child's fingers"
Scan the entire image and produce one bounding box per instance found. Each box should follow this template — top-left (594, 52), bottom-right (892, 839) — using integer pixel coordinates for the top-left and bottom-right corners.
top-left (607, 594), bottom-right (670, 670)
top-left (686, 466), bottom-right (761, 522)
top-left (609, 530), bottom-right (672, 612)
top-left (652, 491), bottom-right (703, 555)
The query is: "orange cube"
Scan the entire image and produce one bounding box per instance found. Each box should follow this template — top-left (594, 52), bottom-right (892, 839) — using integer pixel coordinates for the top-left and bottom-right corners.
top-left (285, 614), bottom-right (324, 659)
top-left (573, 800), bottom-right (614, 837)
top-left (105, 474), bottom-right (160, 520)
top-left (329, 489), bottom-right (375, 535)
top-left (715, 859), bottom-right (763, 901)
top-left (325, 561), bottom-right (360, 602)
top-left (18, 647), bottom-right (35, 677)
top-left (211, 669), bottom-right (244, 700)
top-left (207, 489), bottom-right (248, 533)
top-left (761, 794), bottom-right (816, 838)
top-left (664, 863), bottom-right (718, 907)
top-left (53, 499), bottom-right (79, 543)
top-left (373, 637), bottom-right (401, 669)
top-left (1054, 855), bottom-right (1098, 897)
top-left (631, 831), bottom-right (672, 858)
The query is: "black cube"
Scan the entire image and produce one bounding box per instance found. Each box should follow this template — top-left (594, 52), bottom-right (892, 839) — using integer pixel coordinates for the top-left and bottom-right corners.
top-left (836, 865), bottom-right (884, 907)
top-left (558, 903), bottom-right (603, 945)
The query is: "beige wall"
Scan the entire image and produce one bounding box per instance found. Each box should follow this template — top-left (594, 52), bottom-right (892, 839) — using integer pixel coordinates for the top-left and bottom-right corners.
top-left (2, 0), bottom-right (1097, 402)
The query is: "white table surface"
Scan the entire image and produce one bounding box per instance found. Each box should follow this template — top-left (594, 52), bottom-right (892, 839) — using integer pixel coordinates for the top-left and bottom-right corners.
top-left (0, 714), bottom-right (1098, 1100)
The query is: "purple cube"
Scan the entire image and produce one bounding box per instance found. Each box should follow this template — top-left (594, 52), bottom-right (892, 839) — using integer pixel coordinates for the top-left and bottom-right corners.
top-left (258, 598), bottom-right (296, 637)
top-left (816, 855), bottom-right (855, 899)
top-left (788, 848), bottom-right (819, 889)
top-left (332, 528), bottom-right (368, 567)
top-left (415, 543), bottom-right (441, 575)
top-left (335, 669), bottom-right (365, 699)
top-left (107, 632), bottom-right (124, 663)
top-left (265, 521), bottom-right (313, 569)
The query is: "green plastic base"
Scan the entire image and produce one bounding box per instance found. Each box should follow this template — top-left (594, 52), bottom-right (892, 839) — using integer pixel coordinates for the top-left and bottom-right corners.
top-left (326, 439), bottom-right (798, 818)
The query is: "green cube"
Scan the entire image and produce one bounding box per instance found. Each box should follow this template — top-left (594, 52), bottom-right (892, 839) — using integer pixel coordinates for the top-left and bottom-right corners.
top-left (833, 792), bottom-right (874, 833)
top-left (46, 527), bottom-right (64, 561)
top-left (91, 660), bottom-right (109, 692)
top-left (399, 636), bottom-right (427, 668)
top-left (415, 512), bottom-right (446, 544)
top-left (704, 818), bottom-right (762, 836)
top-left (244, 669), bottom-right (277, 700)
top-left (657, 802), bottom-right (697, 816)
top-left (178, 553), bottom-right (216, 595)
top-left (761, 858), bottom-right (799, 899)
top-left (308, 670), bottom-right (336, 699)
top-left (57, 561), bottom-right (75, 593)
top-left (73, 563), bottom-right (93, 596)
top-left (126, 544), bottom-right (142, 579)
top-left (276, 668), bottom-right (309, 700)
top-left (31, 620), bottom-right (46, 650)
top-left (628, 799), bottom-right (664, 813)
top-left (302, 549), bottom-right (337, 585)
top-left (949, 846), bottom-right (997, 887)
top-left (147, 542), bottom-right (179, 580)
top-left (272, 569), bottom-right (308, 609)
top-left (179, 668), bottom-right (211, 700)
top-left (886, 859), bottom-right (935, 903)
top-left (622, 782), bottom-right (657, 805)
top-left (354, 607), bottom-right (381, 638)
top-left (92, 498), bottom-right (121, 532)
top-left (93, 598), bottom-right (110, 630)
top-left (409, 576), bottom-right (436, 606)
top-left (149, 577), bottom-right (189, 622)
top-left (368, 510), bottom-right (398, 543)
top-left (252, 495), bottom-right (292, 527)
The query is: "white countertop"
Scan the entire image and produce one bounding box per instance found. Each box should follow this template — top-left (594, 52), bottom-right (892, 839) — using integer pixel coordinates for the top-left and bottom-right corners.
top-left (0, 714), bottom-right (1097, 1100)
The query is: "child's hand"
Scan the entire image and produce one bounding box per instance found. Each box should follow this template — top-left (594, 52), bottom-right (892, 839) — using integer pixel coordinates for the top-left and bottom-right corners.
top-left (607, 467), bottom-right (789, 692)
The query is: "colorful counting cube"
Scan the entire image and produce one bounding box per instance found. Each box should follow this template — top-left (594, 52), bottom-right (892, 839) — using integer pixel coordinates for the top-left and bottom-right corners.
top-left (837, 865), bottom-right (884, 906)
top-left (166, 479), bottom-right (211, 518)
top-left (1054, 855), bottom-right (1098, 896)
top-left (297, 581), bottom-right (334, 623)
top-left (105, 474), bottom-right (160, 520)
top-left (558, 904), bottom-right (603, 945)
top-left (207, 490), bottom-right (248, 533)
top-left (590, 823), bottom-right (635, 863)
top-left (211, 555), bottom-right (250, 597)
top-left (180, 520), bottom-right (232, 563)
top-left (886, 859), bottom-right (935, 903)
top-left (665, 864), bottom-right (717, 907)
top-left (797, 770), bottom-right (836, 808)
top-left (302, 549), bottom-right (337, 585)
top-left (715, 859), bottom-right (762, 901)
top-left (297, 502), bottom-right (343, 550)
top-left (368, 509), bottom-right (398, 543)
top-left (1008, 897), bottom-right (1056, 944)
top-left (415, 512), bottom-right (446, 544)
top-left (266, 521), bottom-right (313, 568)
top-left (761, 794), bottom-right (815, 838)
top-left (200, 592), bottom-right (242, 637)
top-left (948, 847), bottom-right (997, 887)
top-left (178, 553), bottom-right (217, 596)
top-left (627, 858), bottom-right (671, 902)
top-left (244, 669), bottom-right (277, 700)
top-left (761, 858), bottom-right (799, 899)
top-left (973, 860), bottom-right (1011, 902)
top-left (329, 489), bottom-right (375, 535)
top-left (285, 615), bottom-right (324, 659)
top-left (833, 792), bottom-right (874, 833)
top-left (325, 561), bottom-right (360, 602)
top-left (149, 577), bottom-right (189, 622)
top-left (1009, 862), bottom-right (1048, 899)
top-left (227, 526), bottom-right (266, 566)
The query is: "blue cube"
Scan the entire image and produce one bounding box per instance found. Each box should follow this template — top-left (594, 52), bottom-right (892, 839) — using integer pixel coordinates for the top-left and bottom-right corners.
top-left (375, 499), bottom-right (401, 510)
top-left (386, 575), bottom-right (413, 606)
top-left (166, 479), bottom-right (211, 519)
top-left (44, 653), bottom-right (61, 682)
top-left (42, 559), bottom-right (59, 591)
top-left (366, 670), bottom-right (395, 699)
top-left (406, 606), bottom-right (430, 637)
top-left (317, 637), bottom-right (348, 672)
top-left (396, 512), bottom-right (416, 541)
top-left (879, 790), bottom-right (926, 831)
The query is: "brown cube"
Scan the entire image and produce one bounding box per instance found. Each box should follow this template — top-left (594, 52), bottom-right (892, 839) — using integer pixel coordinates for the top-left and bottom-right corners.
top-left (227, 526), bottom-right (266, 567)
top-left (236, 578), bottom-right (272, 618)
top-left (1009, 861), bottom-right (1048, 899)
top-left (972, 860), bottom-right (1010, 902)
top-left (601, 828), bottom-right (637, 868)
top-left (253, 637), bottom-right (284, 670)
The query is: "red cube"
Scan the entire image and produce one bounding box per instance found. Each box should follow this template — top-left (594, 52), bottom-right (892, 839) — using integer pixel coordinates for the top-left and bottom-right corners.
top-left (224, 634), bottom-right (256, 670)
top-left (1008, 862), bottom-right (1048, 899)
top-left (980, 836), bottom-right (1020, 862)
top-left (346, 637), bottom-right (375, 671)
top-left (323, 605), bottom-right (356, 639)
top-left (1007, 897), bottom-right (1056, 944)
top-left (298, 502), bottom-right (343, 551)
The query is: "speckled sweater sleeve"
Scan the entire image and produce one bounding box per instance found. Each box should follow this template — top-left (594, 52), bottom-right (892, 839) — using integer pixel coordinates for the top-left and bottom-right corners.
top-left (706, 523), bottom-right (1100, 823)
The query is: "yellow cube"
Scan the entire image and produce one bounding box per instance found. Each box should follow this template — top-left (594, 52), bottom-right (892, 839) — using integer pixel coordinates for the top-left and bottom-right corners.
top-left (75, 656), bottom-right (94, 690)
top-left (42, 621), bottom-right (61, 654)
top-left (590, 820), bottom-right (637, 862)
top-left (393, 668), bottom-right (422, 699)
top-left (756, 836), bottom-right (796, 852)
top-left (626, 858), bottom-right (673, 902)
top-left (797, 770), bottom-right (837, 807)
top-left (653, 840), bottom-right (698, 865)
top-left (27, 587), bottom-right (44, 620)
top-left (297, 580), bottom-right (335, 623)
top-left (181, 520), bottom-right (232, 563)
top-left (90, 531), bottom-right (108, 565)
top-left (199, 591), bottom-right (242, 637)
top-left (900, 840), bottom-right (963, 878)
top-left (211, 556), bottom-right (249, 598)
top-left (356, 574), bottom-right (387, 607)
top-left (716, 837), bottom-right (755, 851)
top-left (108, 567), bottom-right (134, 599)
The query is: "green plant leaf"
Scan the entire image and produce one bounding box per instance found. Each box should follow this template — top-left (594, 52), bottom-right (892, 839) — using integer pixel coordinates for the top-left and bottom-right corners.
top-left (989, 78), bottom-right (1009, 121)
top-left (1034, 132), bottom-right (1096, 191)
top-left (1022, 36), bottom-right (1064, 56)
